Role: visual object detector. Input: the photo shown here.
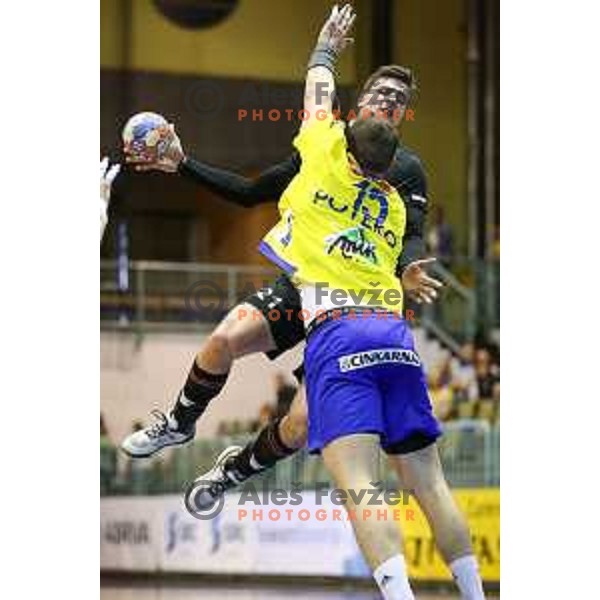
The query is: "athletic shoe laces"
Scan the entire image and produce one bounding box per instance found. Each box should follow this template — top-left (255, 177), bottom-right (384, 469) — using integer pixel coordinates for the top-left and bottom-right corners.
top-left (145, 410), bottom-right (170, 439)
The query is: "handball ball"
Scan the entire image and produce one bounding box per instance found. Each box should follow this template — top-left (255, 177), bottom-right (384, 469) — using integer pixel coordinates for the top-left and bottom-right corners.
top-left (122, 112), bottom-right (170, 161)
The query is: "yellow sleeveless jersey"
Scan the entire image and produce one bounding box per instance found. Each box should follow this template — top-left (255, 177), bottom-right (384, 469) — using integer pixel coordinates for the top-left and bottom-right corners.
top-left (259, 115), bottom-right (407, 313)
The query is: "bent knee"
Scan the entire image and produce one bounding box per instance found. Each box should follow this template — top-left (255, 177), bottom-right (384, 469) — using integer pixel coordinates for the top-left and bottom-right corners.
top-left (201, 329), bottom-right (237, 367)
top-left (281, 413), bottom-right (307, 448)
top-left (206, 315), bottom-right (261, 358)
top-left (220, 305), bottom-right (273, 357)
top-left (288, 412), bottom-right (307, 437)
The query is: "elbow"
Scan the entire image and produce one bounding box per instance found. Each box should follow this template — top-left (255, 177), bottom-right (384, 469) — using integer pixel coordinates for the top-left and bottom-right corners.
top-left (236, 185), bottom-right (270, 208)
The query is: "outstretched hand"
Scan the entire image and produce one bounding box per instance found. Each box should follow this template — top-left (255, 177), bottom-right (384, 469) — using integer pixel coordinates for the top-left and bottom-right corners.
top-left (317, 3), bottom-right (356, 55)
top-left (401, 258), bottom-right (444, 304)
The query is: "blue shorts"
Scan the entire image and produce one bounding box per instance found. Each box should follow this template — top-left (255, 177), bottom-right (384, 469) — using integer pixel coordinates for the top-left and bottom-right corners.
top-left (304, 313), bottom-right (442, 453)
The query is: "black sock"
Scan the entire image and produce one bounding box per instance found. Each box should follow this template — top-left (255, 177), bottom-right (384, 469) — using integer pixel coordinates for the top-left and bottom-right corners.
top-left (171, 362), bottom-right (229, 431)
top-left (228, 418), bottom-right (298, 480)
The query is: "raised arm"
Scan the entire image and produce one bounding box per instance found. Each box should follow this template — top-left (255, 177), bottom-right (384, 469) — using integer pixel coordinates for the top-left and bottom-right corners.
top-left (122, 4), bottom-right (355, 206)
top-left (100, 157), bottom-right (121, 242)
top-left (177, 153), bottom-right (300, 208)
top-left (302, 3), bottom-right (356, 130)
top-left (125, 122), bottom-right (301, 208)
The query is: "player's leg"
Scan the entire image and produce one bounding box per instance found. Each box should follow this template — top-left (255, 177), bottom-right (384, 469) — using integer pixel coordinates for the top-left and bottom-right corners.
top-left (174, 275), bottom-right (305, 435)
top-left (168, 301), bottom-right (276, 429)
top-left (232, 380), bottom-right (307, 475)
top-left (322, 434), bottom-right (415, 599)
top-left (121, 276), bottom-right (303, 458)
top-left (303, 316), bottom-right (416, 599)
top-left (388, 444), bottom-right (486, 600)
top-left (322, 433), bottom-right (403, 566)
top-left (120, 302), bottom-right (275, 457)
top-left (277, 372), bottom-right (308, 448)
top-left (189, 376), bottom-right (308, 510)
top-left (378, 326), bottom-right (486, 600)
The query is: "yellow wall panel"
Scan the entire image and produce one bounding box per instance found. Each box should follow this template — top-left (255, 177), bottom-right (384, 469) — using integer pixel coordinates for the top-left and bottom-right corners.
top-left (101, 0), bottom-right (356, 84)
top-left (394, 0), bottom-right (468, 251)
top-left (399, 488), bottom-right (500, 582)
top-left (100, 0), bottom-right (126, 67)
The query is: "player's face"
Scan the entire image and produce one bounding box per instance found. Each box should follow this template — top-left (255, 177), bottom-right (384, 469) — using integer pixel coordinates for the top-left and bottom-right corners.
top-left (357, 76), bottom-right (411, 121)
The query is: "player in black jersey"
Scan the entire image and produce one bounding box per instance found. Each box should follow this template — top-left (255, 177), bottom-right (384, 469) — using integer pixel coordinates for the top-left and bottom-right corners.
top-left (121, 65), bottom-right (442, 474)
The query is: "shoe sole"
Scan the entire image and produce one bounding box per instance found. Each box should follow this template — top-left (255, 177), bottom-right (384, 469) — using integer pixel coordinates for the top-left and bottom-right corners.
top-left (120, 433), bottom-right (195, 459)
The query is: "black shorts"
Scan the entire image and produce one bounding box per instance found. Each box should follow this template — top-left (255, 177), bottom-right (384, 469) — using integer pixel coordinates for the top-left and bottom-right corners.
top-left (384, 432), bottom-right (439, 455)
top-left (244, 274), bottom-right (306, 360)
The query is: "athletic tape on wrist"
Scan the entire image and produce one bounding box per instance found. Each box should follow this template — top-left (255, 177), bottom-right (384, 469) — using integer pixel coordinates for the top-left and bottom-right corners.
top-left (307, 44), bottom-right (338, 74)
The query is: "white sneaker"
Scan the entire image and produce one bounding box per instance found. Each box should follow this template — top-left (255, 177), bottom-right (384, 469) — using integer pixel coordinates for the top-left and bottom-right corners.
top-left (186, 446), bottom-right (244, 512)
top-left (121, 410), bottom-right (194, 458)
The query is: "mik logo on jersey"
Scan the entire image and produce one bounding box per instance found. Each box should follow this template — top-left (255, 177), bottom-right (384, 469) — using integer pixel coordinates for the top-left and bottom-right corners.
top-left (325, 226), bottom-right (377, 264)
top-left (339, 348), bottom-right (421, 372)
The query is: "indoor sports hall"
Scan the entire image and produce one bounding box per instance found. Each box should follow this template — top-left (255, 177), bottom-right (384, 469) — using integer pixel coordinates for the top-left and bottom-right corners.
top-left (101, 1), bottom-right (499, 598)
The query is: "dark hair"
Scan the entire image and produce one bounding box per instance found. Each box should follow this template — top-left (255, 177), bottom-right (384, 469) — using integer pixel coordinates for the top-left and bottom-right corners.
top-left (346, 115), bottom-right (398, 176)
top-left (360, 64), bottom-right (417, 97)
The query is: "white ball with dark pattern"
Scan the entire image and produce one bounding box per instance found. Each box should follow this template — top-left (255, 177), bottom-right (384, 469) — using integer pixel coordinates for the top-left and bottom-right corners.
top-left (122, 111), bottom-right (170, 162)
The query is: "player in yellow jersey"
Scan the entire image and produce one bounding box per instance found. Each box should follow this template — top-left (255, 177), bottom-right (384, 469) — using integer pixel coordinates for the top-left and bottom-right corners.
top-left (259, 112), bottom-right (407, 316)
top-left (253, 5), bottom-right (486, 599)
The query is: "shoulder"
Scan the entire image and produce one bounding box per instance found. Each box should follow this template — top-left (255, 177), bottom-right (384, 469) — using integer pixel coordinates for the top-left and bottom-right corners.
top-left (394, 144), bottom-right (426, 172)
top-left (387, 144), bottom-right (428, 201)
top-left (293, 116), bottom-right (346, 161)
